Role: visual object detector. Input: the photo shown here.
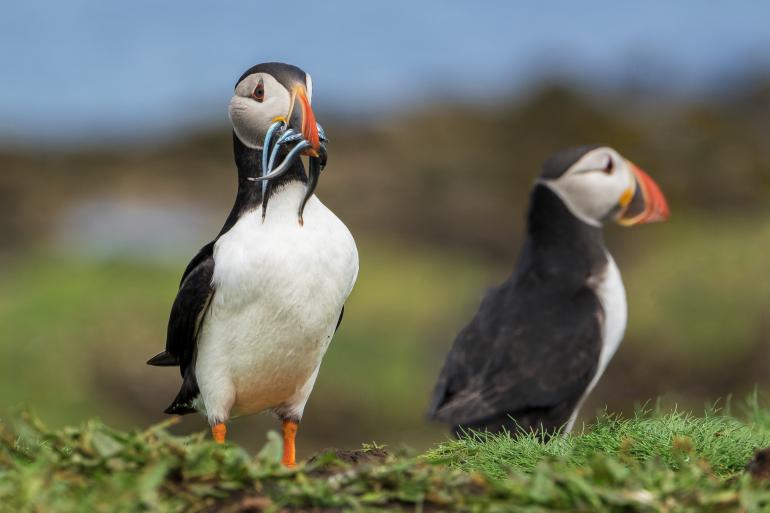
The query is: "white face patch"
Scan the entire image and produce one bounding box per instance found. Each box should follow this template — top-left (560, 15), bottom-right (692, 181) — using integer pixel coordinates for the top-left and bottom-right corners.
top-left (228, 73), bottom-right (292, 149)
top-left (539, 147), bottom-right (636, 226)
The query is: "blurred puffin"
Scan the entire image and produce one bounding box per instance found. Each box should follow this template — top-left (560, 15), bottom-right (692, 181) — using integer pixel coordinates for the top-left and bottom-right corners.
top-left (427, 146), bottom-right (668, 436)
top-left (147, 62), bottom-right (358, 467)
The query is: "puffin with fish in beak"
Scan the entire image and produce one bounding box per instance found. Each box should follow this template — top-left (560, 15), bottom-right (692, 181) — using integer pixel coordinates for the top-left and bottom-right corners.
top-left (428, 146), bottom-right (668, 437)
top-left (147, 62), bottom-right (359, 467)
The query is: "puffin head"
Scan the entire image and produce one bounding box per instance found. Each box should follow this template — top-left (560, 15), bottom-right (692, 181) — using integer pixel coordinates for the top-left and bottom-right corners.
top-left (537, 145), bottom-right (669, 227)
top-left (229, 62), bottom-right (320, 156)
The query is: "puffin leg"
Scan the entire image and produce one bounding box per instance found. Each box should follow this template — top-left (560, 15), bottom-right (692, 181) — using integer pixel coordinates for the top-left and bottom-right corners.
top-left (212, 422), bottom-right (227, 444)
top-left (281, 419), bottom-right (299, 467)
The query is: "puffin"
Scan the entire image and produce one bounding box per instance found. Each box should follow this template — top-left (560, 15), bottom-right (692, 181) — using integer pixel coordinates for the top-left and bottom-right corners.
top-left (427, 146), bottom-right (669, 437)
top-left (147, 62), bottom-right (359, 467)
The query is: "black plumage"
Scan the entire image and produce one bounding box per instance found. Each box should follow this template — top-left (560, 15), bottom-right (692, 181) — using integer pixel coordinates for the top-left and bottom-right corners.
top-left (151, 242), bottom-right (214, 414)
top-left (427, 181), bottom-right (609, 436)
top-left (235, 62), bottom-right (307, 90)
top-left (539, 144), bottom-right (602, 179)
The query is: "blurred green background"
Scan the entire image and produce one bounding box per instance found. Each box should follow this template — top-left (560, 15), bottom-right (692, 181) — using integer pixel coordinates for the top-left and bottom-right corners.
top-left (1, 2), bottom-right (770, 457)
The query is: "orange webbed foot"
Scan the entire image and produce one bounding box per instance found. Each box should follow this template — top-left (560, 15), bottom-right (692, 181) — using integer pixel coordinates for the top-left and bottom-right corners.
top-left (212, 422), bottom-right (227, 444)
top-left (281, 419), bottom-right (299, 468)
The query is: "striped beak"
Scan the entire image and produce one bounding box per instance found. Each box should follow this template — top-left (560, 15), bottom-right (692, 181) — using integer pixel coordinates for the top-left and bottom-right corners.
top-left (617, 162), bottom-right (670, 226)
top-left (288, 85), bottom-right (320, 157)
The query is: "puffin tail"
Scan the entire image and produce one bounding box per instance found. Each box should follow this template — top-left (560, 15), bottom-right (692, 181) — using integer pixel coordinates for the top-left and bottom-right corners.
top-left (164, 402), bottom-right (197, 416)
top-left (426, 378), bottom-right (450, 422)
top-left (163, 370), bottom-right (200, 416)
top-left (147, 351), bottom-right (179, 366)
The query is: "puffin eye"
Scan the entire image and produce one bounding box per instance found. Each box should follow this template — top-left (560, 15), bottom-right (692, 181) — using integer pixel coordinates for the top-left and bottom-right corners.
top-left (251, 79), bottom-right (265, 103)
top-left (602, 157), bottom-right (614, 174)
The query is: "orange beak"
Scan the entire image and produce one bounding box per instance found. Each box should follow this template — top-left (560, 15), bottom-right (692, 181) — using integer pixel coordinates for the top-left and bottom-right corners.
top-left (617, 162), bottom-right (670, 226)
top-left (291, 85), bottom-right (320, 157)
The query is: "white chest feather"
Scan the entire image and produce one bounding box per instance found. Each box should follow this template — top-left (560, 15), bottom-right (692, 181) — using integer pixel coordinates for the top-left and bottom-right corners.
top-left (593, 253), bottom-right (627, 379)
top-left (195, 182), bottom-right (359, 422)
top-left (565, 252), bottom-right (627, 432)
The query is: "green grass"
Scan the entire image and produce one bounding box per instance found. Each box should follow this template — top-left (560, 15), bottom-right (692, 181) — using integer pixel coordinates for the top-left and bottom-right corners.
top-left (425, 402), bottom-right (770, 479)
top-left (2, 404), bottom-right (770, 513)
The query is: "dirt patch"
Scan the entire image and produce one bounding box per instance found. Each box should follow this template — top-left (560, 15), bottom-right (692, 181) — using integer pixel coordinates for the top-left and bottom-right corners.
top-left (303, 447), bottom-right (391, 479)
top-left (746, 447), bottom-right (770, 480)
top-left (307, 447), bottom-right (390, 466)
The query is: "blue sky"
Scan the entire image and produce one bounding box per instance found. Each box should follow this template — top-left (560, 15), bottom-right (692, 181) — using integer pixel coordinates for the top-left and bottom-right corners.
top-left (2, 1), bottom-right (769, 144)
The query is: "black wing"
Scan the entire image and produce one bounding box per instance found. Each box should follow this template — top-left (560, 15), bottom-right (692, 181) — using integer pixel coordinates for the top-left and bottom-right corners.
top-left (147, 242), bottom-right (215, 415)
top-left (427, 274), bottom-right (603, 434)
top-left (335, 306), bottom-right (345, 332)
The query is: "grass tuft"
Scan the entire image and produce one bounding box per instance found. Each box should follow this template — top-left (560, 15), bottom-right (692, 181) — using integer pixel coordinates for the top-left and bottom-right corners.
top-left (424, 401), bottom-right (770, 480)
top-left (2, 402), bottom-right (770, 512)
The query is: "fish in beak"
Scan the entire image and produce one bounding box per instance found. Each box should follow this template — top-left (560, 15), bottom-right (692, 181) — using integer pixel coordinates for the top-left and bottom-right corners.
top-left (251, 83), bottom-right (327, 225)
top-left (617, 162), bottom-right (670, 226)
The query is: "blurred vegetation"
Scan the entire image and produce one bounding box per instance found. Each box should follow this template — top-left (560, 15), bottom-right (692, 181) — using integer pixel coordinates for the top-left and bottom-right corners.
top-left (0, 78), bottom-right (769, 453)
top-left (2, 404), bottom-right (770, 512)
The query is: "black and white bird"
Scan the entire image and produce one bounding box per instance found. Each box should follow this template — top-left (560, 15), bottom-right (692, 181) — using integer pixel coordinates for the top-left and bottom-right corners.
top-left (427, 146), bottom-right (668, 437)
top-left (147, 62), bottom-right (358, 466)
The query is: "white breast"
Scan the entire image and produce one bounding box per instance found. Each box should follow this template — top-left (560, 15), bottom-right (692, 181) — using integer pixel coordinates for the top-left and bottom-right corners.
top-left (194, 182), bottom-right (359, 424)
top-left (592, 253), bottom-right (627, 380)
top-left (565, 252), bottom-right (627, 433)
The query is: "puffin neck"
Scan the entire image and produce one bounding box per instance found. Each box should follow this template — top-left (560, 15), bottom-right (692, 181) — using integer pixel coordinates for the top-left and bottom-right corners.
top-left (217, 133), bottom-right (308, 237)
top-left (522, 184), bottom-right (607, 278)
